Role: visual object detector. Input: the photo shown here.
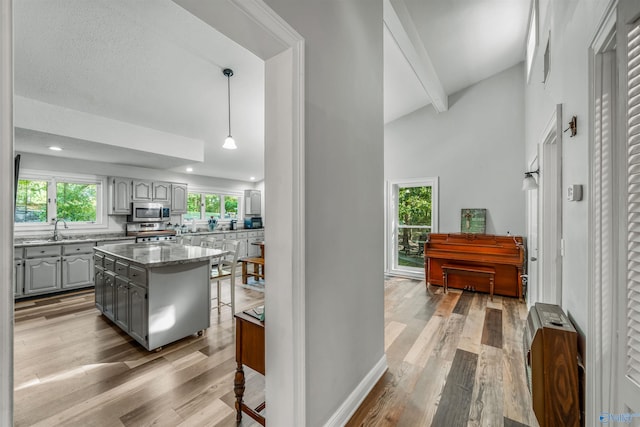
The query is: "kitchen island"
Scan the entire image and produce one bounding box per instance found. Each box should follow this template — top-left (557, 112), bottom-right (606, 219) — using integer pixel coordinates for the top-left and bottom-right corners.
top-left (93, 242), bottom-right (226, 351)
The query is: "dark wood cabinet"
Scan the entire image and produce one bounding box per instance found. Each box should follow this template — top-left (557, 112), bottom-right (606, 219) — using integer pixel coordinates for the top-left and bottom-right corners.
top-left (524, 303), bottom-right (580, 427)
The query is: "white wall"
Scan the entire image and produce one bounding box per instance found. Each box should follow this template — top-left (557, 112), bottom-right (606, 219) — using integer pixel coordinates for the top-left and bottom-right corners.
top-left (524, 0), bottom-right (610, 335)
top-left (385, 63), bottom-right (526, 236)
top-left (263, 1), bottom-right (385, 425)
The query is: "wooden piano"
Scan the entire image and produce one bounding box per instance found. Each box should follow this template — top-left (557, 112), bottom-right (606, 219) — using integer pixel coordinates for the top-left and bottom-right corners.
top-left (424, 233), bottom-right (525, 299)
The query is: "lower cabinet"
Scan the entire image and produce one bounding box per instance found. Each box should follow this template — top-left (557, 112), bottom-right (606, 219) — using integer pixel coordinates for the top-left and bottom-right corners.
top-left (114, 276), bottom-right (130, 331)
top-left (24, 256), bottom-right (61, 295)
top-left (17, 242), bottom-right (96, 298)
top-left (94, 266), bottom-right (105, 311)
top-left (97, 258), bottom-right (148, 348)
top-left (128, 282), bottom-right (148, 345)
top-left (14, 259), bottom-right (24, 297)
top-left (62, 254), bottom-right (93, 289)
top-left (103, 271), bottom-right (116, 320)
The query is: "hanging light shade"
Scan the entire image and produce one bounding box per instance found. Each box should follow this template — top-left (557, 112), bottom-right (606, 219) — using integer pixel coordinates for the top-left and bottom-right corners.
top-left (222, 68), bottom-right (237, 150)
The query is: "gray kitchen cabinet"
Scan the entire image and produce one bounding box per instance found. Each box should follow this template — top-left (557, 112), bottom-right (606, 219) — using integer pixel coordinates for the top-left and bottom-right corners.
top-left (62, 254), bottom-right (93, 289)
top-left (114, 275), bottom-right (130, 331)
top-left (152, 182), bottom-right (171, 203)
top-left (109, 177), bottom-right (132, 215)
top-left (247, 231), bottom-right (263, 258)
top-left (14, 259), bottom-right (24, 297)
top-left (171, 183), bottom-right (188, 214)
top-left (244, 189), bottom-right (261, 215)
top-left (132, 180), bottom-right (153, 202)
top-left (62, 242), bottom-right (96, 289)
top-left (103, 270), bottom-right (116, 320)
top-left (24, 255), bottom-right (61, 295)
top-left (94, 266), bottom-right (105, 311)
top-left (133, 180), bottom-right (172, 203)
top-left (128, 282), bottom-right (148, 346)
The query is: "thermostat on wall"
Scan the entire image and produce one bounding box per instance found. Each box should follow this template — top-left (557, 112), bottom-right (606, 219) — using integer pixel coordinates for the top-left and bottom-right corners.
top-left (567, 184), bottom-right (583, 201)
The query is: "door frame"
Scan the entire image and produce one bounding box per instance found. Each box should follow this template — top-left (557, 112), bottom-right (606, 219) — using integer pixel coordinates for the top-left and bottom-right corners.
top-left (539, 104), bottom-right (563, 305)
top-left (385, 177), bottom-right (439, 279)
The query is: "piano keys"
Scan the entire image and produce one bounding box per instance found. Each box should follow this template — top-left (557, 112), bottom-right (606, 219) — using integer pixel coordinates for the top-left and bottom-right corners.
top-left (424, 233), bottom-right (525, 298)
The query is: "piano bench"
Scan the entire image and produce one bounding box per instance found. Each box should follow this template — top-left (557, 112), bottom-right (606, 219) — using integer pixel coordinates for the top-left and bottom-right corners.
top-left (441, 264), bottom-right (496, 301)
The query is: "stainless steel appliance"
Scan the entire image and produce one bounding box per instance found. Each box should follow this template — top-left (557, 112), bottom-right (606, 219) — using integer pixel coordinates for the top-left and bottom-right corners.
top-left (126, 222), bottom-right (177, 243)
top-left (128, 202), bottom-right (164, 222)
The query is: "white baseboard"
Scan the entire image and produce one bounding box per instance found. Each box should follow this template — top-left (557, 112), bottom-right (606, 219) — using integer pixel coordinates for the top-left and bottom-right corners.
top-left (322, 354), bottom-right (388, 427)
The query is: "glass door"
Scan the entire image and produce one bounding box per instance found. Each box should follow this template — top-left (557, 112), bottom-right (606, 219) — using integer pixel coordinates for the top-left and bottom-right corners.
top-left (387, 178), bottom-right (438, 277)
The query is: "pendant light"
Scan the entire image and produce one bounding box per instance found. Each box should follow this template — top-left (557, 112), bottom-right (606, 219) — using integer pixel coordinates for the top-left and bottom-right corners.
top-left (222, 68), bottom-right (237, 150)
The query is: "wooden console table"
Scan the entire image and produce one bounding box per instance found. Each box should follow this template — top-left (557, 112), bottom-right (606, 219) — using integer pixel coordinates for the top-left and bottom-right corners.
top-left (234, 311), bottom-right (265, 425)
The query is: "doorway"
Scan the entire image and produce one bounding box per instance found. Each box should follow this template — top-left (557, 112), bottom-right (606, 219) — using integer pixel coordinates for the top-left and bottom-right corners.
top-left (0, 1), bottom-right (306, 425)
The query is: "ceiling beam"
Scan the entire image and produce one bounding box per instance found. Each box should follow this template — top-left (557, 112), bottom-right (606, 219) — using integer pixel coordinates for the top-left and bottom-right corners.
top-left (383, 0), bottom-right (448, 112)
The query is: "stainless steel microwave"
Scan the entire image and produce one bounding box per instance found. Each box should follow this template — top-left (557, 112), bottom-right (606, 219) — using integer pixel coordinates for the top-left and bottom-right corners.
top-left (129, 202), bottom-right (166, 222)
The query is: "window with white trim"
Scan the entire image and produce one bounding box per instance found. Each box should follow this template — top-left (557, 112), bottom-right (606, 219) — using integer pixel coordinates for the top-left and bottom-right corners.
top-left (184, 191), bottom-right (240, 221)
top-left (15, 172), bottom-right (103, 227)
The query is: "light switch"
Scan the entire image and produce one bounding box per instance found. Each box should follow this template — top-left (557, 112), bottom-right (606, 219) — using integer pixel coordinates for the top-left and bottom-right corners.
top-left (567, 184), bottom-right (583, 201)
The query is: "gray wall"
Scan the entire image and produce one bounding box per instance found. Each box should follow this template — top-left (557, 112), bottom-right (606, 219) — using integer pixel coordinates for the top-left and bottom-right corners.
top-left (264, 1), bottom-right (385, 425)
top-left (385, 63), bottom-right (526, 236)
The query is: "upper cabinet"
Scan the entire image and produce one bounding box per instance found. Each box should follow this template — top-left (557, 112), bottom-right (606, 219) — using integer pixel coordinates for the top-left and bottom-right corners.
top-left (132, 180), bottom-right (171, 203)
top-left (171, 183), bottom-right (188, 214)
top-left (244, 190), bottom-right (261, 215)
top-left (132, 180), bottom-right (152, 202)
top-left (152, 182), bottom-right (171, 203)
top-left (109, 177), bottom-right (187, 215)
top-left (109, 177), bottom-right (132, 215)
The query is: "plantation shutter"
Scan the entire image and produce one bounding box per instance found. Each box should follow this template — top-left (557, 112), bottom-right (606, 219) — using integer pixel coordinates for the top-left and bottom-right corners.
top-left (626, 19), bottom-right (640, 385)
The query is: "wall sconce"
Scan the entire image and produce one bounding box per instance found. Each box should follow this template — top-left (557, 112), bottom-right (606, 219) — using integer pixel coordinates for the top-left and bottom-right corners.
top-left (564, 116), bottom-right (577, 137)
top-left (522, 168), bottom-right (540, 191)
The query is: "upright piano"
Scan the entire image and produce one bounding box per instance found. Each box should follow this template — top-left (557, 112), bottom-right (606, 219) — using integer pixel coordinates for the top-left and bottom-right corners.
top-left (424, 233), bottom-right (525, 298)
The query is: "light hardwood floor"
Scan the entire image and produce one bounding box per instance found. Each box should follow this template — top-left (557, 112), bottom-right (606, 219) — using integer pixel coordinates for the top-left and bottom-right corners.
top-left (346, 277), bottom-right (538, 427)
top-left (14, 277), bottom-right (536, 426)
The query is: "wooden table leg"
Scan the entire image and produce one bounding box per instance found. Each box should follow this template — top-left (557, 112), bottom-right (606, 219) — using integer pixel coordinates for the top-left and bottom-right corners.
top-left (242, 261), bottom-right (248, 285)
top-left (234, 363), bottom-right (245, 423)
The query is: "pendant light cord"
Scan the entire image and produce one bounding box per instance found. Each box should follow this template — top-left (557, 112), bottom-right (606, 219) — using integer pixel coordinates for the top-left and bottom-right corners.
top-left (227, 72), bottom-right (231, 137)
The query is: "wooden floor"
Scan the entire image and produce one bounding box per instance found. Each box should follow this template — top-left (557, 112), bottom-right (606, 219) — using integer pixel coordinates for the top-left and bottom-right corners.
top-left (346, 277), bottom-right (538, 427)
top-left (14, 277), bottom-right (537, 426)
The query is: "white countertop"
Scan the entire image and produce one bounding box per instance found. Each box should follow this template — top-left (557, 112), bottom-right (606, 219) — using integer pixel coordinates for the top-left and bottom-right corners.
top-left (94, 242), bottom-right (227, 267)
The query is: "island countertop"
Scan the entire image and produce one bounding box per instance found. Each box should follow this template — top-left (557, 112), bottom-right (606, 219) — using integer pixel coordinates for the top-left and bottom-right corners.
top-left (94, 242), bottom-right (227, 267)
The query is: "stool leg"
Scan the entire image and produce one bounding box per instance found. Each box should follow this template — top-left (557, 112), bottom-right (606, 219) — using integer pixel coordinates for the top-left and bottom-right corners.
top-left (230, 266), bottom-right (236, 314)
top-left (242, 262), bottom-right (248, 284)
top-left (217, 278), bottom-right (221, 314)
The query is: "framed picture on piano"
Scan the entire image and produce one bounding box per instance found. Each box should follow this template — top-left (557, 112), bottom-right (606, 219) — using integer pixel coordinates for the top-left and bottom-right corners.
top-left (461, 208), bottom-right (486, 234)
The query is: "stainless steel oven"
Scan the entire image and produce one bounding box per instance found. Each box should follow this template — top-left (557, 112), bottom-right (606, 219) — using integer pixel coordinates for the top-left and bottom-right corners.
top-left (126, 222), bottom-right (177, 242)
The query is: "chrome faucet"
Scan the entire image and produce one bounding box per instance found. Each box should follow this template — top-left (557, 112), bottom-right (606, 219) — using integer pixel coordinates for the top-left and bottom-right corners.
top-left (53, 218), bottom-right (68, 241)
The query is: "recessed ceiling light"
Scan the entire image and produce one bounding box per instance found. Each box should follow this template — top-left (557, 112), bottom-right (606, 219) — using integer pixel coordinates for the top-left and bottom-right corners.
top-left (186, 167), bottom-right (193, 172)
top-left (49, 146), bottom-right (63, 151)
top-left (250, 176), bottom-right (255, 181)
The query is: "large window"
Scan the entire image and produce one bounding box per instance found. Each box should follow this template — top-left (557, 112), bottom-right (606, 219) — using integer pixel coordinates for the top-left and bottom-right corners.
top-left (387, 177), bottom-right (438, 277)
top-left (15, 173), bottom-right (102, 227)
top-left (185, 191), bottom-right (240, 221)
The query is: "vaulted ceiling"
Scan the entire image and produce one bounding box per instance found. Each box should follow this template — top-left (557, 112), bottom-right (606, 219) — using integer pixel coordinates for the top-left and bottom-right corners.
top-left (13, 0), bottom-right (530, 182)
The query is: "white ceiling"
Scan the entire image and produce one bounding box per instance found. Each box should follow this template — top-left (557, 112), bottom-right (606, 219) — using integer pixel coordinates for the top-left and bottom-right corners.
top-left (14, 0), bottom-right (530, 180)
